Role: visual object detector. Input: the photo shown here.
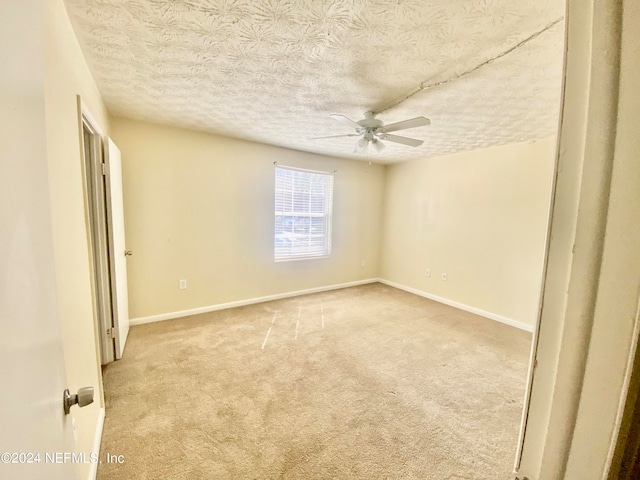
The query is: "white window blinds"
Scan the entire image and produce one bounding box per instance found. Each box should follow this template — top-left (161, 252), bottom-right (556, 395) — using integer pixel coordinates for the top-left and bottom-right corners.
top-left (274, 166), bottom-right (334, 261)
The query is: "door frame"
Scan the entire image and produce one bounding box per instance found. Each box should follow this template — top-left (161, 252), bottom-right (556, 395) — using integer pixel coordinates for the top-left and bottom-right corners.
top-left (513, 3), bottom-right (569, 470)
top-left (79, 98), bottom-right (116, 365)
top-left (515, 0), bottom-right (640, 478)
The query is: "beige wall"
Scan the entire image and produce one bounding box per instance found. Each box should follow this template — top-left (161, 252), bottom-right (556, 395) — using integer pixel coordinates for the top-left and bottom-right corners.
top-left (380, 138), bottom-right (556, 328)
top-left (10, 0), bottom-right (637, 477)
top-left (44, 0), bottom-right (110, 477)
top-left (110, 118), bottom-right (385, 319)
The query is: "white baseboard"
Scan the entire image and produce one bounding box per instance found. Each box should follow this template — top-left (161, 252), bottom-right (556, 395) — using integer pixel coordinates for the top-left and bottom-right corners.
top-left (130, 277), bottom-right (533, 333)
top-left (88, 407), bottom-right (105, 480)
top-left (377, 278), bottom-right (534, 332)
top-left (130, 278), bottom-right (379, 326)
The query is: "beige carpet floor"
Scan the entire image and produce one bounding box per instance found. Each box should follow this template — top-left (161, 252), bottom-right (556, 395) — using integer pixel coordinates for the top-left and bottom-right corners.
top-left (98, 283), bottom-right (531, 479)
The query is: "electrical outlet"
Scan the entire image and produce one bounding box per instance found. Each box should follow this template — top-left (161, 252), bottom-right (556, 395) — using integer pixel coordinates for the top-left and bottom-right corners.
top-left (425, 268), bottom-right (431, 277)
top-left (442, 273), bottom-right (448, 281)
top-left (361, 260), bottom-right (366, 267)
top-left (179, 279), bottom-right (187, 290)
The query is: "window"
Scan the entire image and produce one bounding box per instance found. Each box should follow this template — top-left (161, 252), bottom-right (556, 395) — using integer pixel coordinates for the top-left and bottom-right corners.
top-left (274, 165), bottom-right (334, 261)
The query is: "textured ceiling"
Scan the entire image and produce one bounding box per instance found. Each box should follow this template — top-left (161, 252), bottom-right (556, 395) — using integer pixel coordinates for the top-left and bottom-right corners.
top-left (64, 0), bottom-right (565, 164)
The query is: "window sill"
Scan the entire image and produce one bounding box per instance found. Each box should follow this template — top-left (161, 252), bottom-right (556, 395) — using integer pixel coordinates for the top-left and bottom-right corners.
top-left (274, 254), bottom-right (331, 263)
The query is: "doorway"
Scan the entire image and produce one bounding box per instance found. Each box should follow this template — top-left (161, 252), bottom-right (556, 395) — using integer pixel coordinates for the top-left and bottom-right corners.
top-left (82, 111), bottom-right (115, 365)
top-left (80, 102), bottom-right (130, 365)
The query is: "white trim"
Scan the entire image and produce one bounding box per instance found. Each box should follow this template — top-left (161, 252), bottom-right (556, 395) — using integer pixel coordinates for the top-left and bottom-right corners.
top-left (130, 277), bottom-right (533, 332)
top-left (274, 254), bottom-right (331, 263)
top-left (377, 278), bottom-right (534, 332)
top-left (129, 279), bottom-right (378, 326)
top-left (87, 407), bottom-right (105, 480)
top-left (606, 298), bottom-right (640, 472)
top-left (275, 164), bottom-right (335, 176)
top-left (79, 97), bottom-right (104, 137)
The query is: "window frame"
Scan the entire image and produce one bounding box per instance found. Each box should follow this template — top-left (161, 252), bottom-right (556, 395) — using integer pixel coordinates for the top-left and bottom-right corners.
top-left (274, 165), bottom-right (334, 262)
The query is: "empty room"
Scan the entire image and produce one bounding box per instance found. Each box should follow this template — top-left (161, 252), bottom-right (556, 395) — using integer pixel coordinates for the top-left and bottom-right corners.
top-left (3, 1), bottom-right (640, 480)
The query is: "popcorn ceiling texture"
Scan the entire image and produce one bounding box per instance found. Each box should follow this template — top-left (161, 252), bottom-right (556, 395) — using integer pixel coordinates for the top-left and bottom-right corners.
top-left (64, 0), bottom-right (565, 163)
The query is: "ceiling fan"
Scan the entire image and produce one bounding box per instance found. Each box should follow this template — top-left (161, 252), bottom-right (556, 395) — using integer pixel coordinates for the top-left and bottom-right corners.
top-left (313, 111), bottom-right (431, 152)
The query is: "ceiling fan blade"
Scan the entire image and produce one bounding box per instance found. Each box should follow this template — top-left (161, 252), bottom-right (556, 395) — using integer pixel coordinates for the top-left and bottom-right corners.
top-left (383, 116), bottom-right (431, 133)
top-left (383, 134), bottom-right (424, 147)
top-left (310, 134), bottom-right (360, 140)
top-left (330, 114), bottom-right (363, 130)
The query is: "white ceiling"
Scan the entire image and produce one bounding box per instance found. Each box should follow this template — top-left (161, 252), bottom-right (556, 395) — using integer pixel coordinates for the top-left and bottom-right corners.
top-left (64, 0), bottom-right (565, 164)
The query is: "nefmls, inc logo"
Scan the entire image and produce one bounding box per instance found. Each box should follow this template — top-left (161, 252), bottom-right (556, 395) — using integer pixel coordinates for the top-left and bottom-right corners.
top-left (45, 452), bottom-right (100, 464)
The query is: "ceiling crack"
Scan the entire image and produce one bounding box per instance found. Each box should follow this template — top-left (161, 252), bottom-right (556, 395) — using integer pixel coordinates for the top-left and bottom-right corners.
top-left (373, 16), bottom-right (565, 116)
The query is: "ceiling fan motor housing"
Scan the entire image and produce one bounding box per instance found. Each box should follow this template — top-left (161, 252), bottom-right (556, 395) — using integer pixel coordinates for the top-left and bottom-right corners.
top-left (357, 116), bottom-right (384, 130)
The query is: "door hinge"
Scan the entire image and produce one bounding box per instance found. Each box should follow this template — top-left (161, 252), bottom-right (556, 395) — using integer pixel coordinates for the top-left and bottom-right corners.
top-left (106, 327), bottom-right (114, 339)
top-left (101, 163), bottom-right (107, 176)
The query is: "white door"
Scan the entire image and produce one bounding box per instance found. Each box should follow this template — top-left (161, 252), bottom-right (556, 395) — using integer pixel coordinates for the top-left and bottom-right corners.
top-left (0, 190), bottom-right (78, 480)
top-left (105, 138), bottom-right (130, 359)
top-left (0, 6), bottom-right (77, 471)
top-left (0, 186), bottom-right (79, 480)
top-left (0, 164), bottom-right (79, 480)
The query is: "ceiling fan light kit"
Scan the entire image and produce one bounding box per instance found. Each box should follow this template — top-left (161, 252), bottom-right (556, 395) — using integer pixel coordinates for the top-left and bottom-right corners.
top-left (314, 111), bottom-right (431, 154)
